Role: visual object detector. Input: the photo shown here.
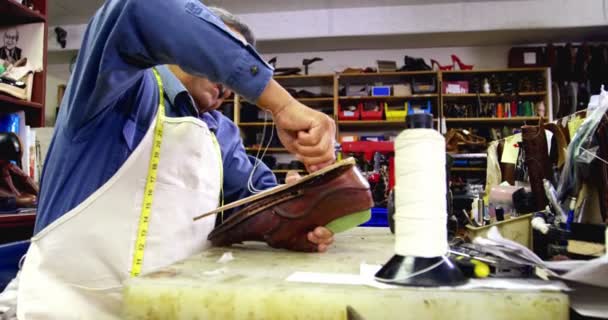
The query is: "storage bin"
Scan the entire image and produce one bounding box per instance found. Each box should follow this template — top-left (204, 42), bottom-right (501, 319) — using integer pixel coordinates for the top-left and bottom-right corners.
top-left (408, 100), bottom-right (432, 115)
top-left (385, 102), bottom-right (407, 121)
top-left (393, 84), bottom-right (412, 96)
top-left (412, 77), bottom-right (437, 94)
top-left (360, 207), bottom-right (389, 227)
top-left (338, 103), bottom-right (361, 120)
top-left (371, 86), bottom-right (391, 97)
top-left (360, 135), bottom-right (385, 142)
top-left (339, 134), bottom-right (359, 143)
top-left (360, 102), bottom-right (383, 120)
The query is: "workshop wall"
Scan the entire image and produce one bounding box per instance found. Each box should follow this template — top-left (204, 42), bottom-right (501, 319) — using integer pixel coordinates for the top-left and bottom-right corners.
top-left (261, 45), bottom-right (510, 74)
top-left (45, 64), bottom-right (71, 126)
top-left (44, 44), bottom-right (510, 125)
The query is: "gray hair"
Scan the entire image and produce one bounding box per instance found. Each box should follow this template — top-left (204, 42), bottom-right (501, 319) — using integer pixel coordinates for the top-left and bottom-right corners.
top-left (208, 6), bottom-right (256, 47)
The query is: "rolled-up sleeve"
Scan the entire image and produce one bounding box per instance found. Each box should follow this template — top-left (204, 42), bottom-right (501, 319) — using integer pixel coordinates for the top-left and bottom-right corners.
top-left (105, 0), bottom-right (273, 103)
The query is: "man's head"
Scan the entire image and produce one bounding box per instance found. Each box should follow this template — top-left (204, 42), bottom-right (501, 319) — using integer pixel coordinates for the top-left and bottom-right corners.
top-left (169, 6), bottom-right (255, 113)
top-left (3, 29), bottom-right (18, 49)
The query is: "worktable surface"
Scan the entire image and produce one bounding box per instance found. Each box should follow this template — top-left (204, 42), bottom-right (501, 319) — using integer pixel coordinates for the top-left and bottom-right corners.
top-left (122, 227), bottom-right (568, 320)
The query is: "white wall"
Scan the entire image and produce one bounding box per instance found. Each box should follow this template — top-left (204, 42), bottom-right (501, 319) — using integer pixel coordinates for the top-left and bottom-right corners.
top-left (45, 63), bottom-right (71, 126)
top-left (261, 45), bottom-right (510, 74)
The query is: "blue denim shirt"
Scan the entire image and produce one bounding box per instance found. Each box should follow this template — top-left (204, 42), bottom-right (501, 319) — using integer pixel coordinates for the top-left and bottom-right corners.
top-left (34, 0), bottom-right (275, 233)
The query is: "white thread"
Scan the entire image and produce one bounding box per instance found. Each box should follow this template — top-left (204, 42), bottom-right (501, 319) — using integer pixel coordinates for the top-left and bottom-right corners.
top-left (394, 128), bottom-right (448, 257)
top-left (247, 110), bottom-right (274, 194)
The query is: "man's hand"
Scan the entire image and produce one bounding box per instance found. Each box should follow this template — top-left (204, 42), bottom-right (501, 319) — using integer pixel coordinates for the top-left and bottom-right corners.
top-left (273, 100), bottom-right (336, 172)
top-left (256, 79), bottom-right (336, 172)
top-left (286, 171), bottom-right (334, 252)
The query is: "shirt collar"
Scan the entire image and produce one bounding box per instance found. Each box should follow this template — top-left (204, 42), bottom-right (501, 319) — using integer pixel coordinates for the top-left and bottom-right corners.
top-left (155, 65), bottom-right (199, 117)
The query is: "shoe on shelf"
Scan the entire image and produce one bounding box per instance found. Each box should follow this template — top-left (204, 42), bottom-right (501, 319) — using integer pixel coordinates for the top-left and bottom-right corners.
top-left (451, 54), bottom-right (473, 70)
top-left (430, 59), bottom-right (453, 71)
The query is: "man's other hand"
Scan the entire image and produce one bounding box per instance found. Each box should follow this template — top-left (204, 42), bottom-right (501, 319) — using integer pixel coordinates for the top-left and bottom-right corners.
top-left (286, 170), bottom-right (334, 253)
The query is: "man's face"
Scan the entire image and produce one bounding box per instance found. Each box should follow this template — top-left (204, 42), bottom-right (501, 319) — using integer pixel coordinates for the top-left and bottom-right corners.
top-left (184, 27), bottom-right (247, 113)
top-left (4, 30), bottom-right (17, 49)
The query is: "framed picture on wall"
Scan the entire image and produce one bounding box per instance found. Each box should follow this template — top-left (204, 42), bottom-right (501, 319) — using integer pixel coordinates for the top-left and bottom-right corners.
top-left (0, 22), bottom-right (45, 101)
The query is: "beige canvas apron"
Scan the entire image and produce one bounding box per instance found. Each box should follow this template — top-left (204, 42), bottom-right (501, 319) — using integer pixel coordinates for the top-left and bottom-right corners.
top-left (16, 69), bottom-right (221, 319)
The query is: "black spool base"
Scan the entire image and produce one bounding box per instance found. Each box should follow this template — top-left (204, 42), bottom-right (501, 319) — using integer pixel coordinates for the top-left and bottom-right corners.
top-left (375, 255), bottom-right (467, 287)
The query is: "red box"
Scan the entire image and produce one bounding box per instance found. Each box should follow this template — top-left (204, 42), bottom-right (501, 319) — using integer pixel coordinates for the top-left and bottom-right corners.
top-left (338, 103), bottom-right (361, 120)
top-left (360, 102), bottom-right (383, 120)
top-left (443, 81), bottom-right (469, 94)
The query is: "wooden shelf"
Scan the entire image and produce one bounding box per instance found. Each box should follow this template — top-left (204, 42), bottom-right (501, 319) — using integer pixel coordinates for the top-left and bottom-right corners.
top-left (450, 167), bottom-right (486, 172)
top-left (338, 119), bottom-right (438, 128)
top-left (296, 97), bottom-right (334, 107)
top-left (338, 71), bottom-right (437, 86)
top-left (238, 122), bottom-right (275, 126)
top-left (0, 0), bottom-right (46, 25)
top-left (339, 94), bottom-right (437, 101)
top-left (0, 95), bottom-right (43, 109)
top-left (441, 68), bottom-right (549, 74)
top-left (444, 117), bottom-right (540, 123)
top-left (272, 169), bottom-right (306, 173)
top-left (245, 147), bottom-right (288, 153)
top-left (274, 74), bottom-right (334, 87)
top-left (338, 70), bottom-right (437, 77)
top-left (443, 92), bottom-right (546, 98)
top-left (297, 97), bottom-right (333, 102)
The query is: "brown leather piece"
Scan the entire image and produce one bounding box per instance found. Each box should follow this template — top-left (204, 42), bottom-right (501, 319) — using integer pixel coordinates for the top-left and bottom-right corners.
top-left (544, 122), bottom-right (568, 169)
top-left (497, 140), bottom-right (515, 185)
top-left (208, 164), bottom-right (373, 252)
top-left (521, 125), bottom-right (553, 211)
top-left (445, 129), bottom-right (487, 154)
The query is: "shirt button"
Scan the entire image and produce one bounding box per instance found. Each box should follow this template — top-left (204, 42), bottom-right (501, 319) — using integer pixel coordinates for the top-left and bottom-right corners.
top-left (250, 65), bottom-right (259, 76)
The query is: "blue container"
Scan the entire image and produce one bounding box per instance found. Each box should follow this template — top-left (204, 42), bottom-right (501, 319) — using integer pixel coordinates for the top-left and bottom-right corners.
top-left (0, 240), bottom-right (29, 291)
top-left (371, 86), bottom-right (391, 97)
top-left (360, 207), bottom-right (389, 227)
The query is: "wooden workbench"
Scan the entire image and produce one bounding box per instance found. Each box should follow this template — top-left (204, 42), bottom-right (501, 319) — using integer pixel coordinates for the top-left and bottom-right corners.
top-left (122, 227), bottom-right (568, 319)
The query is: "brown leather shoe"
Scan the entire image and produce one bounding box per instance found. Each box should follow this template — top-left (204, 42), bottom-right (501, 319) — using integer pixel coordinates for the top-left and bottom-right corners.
top-left (522, 125), bottom-right (553, 211)
top-left (208, 160), bottom-right (373, 252)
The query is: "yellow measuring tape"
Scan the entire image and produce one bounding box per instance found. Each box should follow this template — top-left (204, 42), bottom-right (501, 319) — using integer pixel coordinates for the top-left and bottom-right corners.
top-left (130, 68), bottom-right (225, 277)
top-left (130, 68), bottom-right (165, 277)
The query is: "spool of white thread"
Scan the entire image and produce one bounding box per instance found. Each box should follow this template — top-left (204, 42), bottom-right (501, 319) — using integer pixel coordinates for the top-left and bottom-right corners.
top-left (394, 128), bottom-right (447, 257)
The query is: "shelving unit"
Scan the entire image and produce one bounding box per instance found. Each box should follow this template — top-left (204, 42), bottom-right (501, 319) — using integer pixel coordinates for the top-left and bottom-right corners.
top-left (444, 117), bottom-right (541, 123)
top-left (0, 0), bottom-right (47, 243)
top-left (443, 92), bottom-right (546, 98)
top-left (440, 67), bottom-right (550, 183)
top-left (227, 68), bottom-right (551, 183)
top-left (339, 94), bottom-right (437, 101)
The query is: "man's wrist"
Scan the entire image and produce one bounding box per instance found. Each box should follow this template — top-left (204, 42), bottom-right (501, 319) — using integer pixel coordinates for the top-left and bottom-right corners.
top-left (256, 79), bottom-right (296, 116)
